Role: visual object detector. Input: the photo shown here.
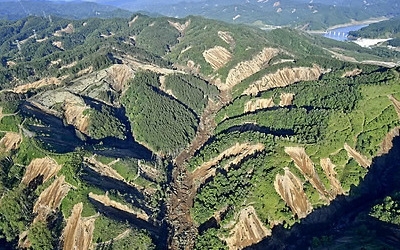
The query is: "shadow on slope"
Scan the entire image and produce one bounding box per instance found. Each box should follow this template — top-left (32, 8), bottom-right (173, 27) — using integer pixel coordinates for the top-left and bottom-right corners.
top-left (247, 136), bottom-right (400, 249)
top-left (20, 101), bottom-right (152, 160)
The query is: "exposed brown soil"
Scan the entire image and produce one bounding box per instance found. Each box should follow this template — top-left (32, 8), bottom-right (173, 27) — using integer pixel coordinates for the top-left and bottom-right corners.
top-left (77, 66), bottom-right (93, 76)
top-left (274, 168), bottom-right (312, 219)
top-left (326, 49), bottom-right (358, 63)
top-left (0, 132), bottom-right (22, 152)
top-left (379, 127), bottom-right (400, 156)
top-left (203, 46), bottom-right (232, 70)
top-left (54, 23), bottom-right (74, 37)
top-left (52, 41), bottom-right (64, 50)
top-left (166, 165), bottom-right (197, 250)
top-left (100, 32), bottom-right (114, 38)
top-left (159, 75), bottom-right (177, 99)
top-left (168, 90), bottom-right (232, 249)
top-left (186, 60), bottom-right (201, 73)
top-left (223, 48), bottom-right (280, 89)
top-left (106, 64), bottom-right (135, 92)
top-left (60, 61), bottom-right (77, 69)
top-left (279, 93), bottom-right (295, 107)
top-left (93, 229), bottom-right (132, 248)
top-left (62, 98), bottom-right (90, 135)
top-left (21, 157), bottom-right (62, 185)
top-left (224, 206), bottom-right (271, 250)
top-left (180, 46), bottom-right (192, 54)
top-left (6, 60), bottom-right (16, 67)
top-left (192, 143), bottom-right (265, 189)
top-left (138, 160), bottom-right (162, 182)
top-left (120, 54), bottom-right (184, 75)
top-left (342, 68), bottom-right (362, 78)
top-left (128, 15), bottom-right (139, 27)
top-left (285, 147), bottom-right (332, 201)
top-left (62, 203), bottom-right (96, 250)
top-left (29, 101), bottom-right (61, 118)
top-left (88, 192), bottom-right (149, 222)
top-left (13, 77), bottom-right (61, 94)
top-left (168, 19), bottom-right (191, 33)
top-left (85, 156), bottom-right (156, 195)
top-left (244, 98), bottom-right (274, 113)
top-left (320, 158), bottom-right (344, 197)
top-left (33, 175), bottom-right (71, 223)
top-left (218, 31), bottom-right (235, 45)
top-left (344, 143), bottom-right (372, 168)
top-left (388, 95), bottom-right (400, 119)
top-left (243, 66), bottom-right (322, 96)
top-left (167, 140), bottom-right (263, 249)
top-left (36, 37), bottom-right (48, 43)
top-left (175, 98), bottom-right (225, 167)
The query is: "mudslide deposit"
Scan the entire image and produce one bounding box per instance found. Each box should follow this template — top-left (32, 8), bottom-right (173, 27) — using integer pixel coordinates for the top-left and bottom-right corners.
top-left (344, 143), bottom-right (372, 168)
top-left (218, 31), bottom-right (235, 45)
top-left (274, 168), bottom-right (312, 218)
top-left (13, 77), bottom-right (61, 94)
top-left (0, 132), bottom-right (22, 152)
top-left (62, 203), bottom-right (96, 250)
top-left (285, 147), bottom-right (332, 201)
top-left (379, 127), bottom-right (400, 156)
top-left (279, 93), bottom-right (295, 106)
top-left (320, 158), bottom-right (344, 197)
top-left (128, 15), bottom-right (139, 27)
top-left (88, 192), bottom-right (149, 222)
top-left (106, 64), bottom-right (135, 92)
top-left (224, 206), bottom-right (271, 250)
top-left (54, 23), bottom-right (74, 37)
top-left (62, 98), bottom-right (90, 135)
top-left (244, 98), bottom-right (274, 113)
top-left (342, 68), bottom-right (362, 78)
top-left (168, 20), bottom-right (191, 33)
top-left (224, 48), bottom-right (280, 89)
top-left (21, 157), bottom-right (62, 185)
top-left (388, 95), bottom-right (400, 119)
top-left (84, 156), bottom-right (155, 195)
top-left (33, 175), bottom-right (71, 223)
top-left (243, 66), bottom-right (322, 96)
top-left (203, 46), bottom-right (232, 70)
top-left (192, 143), bottom-right (264, 188)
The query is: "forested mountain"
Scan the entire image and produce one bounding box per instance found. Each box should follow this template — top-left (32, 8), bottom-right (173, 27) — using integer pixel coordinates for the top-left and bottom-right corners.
top-left (0, 0), bottom-right (132, 20)
top-left (349, 17), bottom-right (400, 47)
top-left (129, 0), bottom-right (400, 30)
top-left (0, 13), bottom-right (400, 250)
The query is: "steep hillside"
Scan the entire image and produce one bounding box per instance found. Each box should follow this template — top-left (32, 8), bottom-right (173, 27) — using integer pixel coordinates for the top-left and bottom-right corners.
top-left (0, 14), bottom-right (400, 250)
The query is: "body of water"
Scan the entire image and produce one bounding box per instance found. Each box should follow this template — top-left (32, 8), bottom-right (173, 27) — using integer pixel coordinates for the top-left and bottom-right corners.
top-left (324, 24), bottom-right (368, 41)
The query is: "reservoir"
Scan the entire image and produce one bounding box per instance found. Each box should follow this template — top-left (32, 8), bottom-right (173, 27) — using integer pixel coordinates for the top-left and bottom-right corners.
top-left (324, 24), bottom-right (367, 41)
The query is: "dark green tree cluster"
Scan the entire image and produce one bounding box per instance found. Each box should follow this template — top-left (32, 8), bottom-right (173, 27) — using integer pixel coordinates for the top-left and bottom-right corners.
top-left (87, 105), bottom-right (126, 140)
top-left (121, 71), bottom-right (198, 153)
top-left (192, 156), bottom-right (259, 224)
top-left (135, 18), bottom-right (181, 56)
top-left (28, 222), bottom-right (54, 250)
top-left (370, 194), bottom-right (400, 225)
top-left (0, 184), bottom-right (36, 243)
top-left (349, 17), bottom-right (400, 39)
top-left (194, 228), bottom-right (227, 250)
top-left (389, 38), bottom-right (400, 47)
top-left (216, 107), bottom-right (330, 143)
top-left (165, 73), bottom-right (218, 115)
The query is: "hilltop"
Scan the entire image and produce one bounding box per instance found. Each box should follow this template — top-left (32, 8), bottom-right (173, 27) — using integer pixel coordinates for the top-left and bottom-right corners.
top-left (0, 13), bottom-right (400, 250)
